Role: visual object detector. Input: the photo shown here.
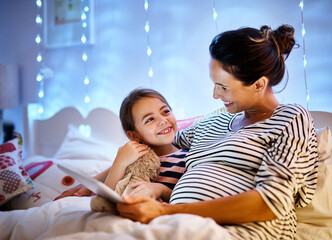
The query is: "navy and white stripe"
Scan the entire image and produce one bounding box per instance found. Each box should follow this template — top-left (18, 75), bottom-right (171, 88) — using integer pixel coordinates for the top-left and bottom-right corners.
top-left (170, 104), bottom-right (318, 240)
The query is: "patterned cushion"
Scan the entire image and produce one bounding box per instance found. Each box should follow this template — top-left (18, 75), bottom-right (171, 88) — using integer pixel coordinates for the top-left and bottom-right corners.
top-left (0, 133), bottom-right (33, 205)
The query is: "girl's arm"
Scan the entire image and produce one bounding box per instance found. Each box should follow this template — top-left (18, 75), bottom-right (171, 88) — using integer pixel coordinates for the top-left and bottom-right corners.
top-left (128, 182), bottom-right (172, 202)
top-left (104, 141), bottom-right (149, 190)
top-left (117, 189), bottom-right (277, 224)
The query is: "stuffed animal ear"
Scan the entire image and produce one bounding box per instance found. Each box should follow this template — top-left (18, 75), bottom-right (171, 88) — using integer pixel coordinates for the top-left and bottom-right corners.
top-left (126, 131), bottom-right (141, 142)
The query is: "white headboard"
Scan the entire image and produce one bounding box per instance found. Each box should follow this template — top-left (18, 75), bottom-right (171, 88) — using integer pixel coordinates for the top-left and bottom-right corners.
top-left (24, 104), bottom-right (128, 157)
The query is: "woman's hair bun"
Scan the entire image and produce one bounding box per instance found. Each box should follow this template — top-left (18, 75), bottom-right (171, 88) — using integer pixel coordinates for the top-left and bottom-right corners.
top-left (260, 24), bottom-right (297, 59)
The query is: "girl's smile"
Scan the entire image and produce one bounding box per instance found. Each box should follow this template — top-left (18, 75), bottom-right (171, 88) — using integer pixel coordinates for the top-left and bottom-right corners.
top-left (128, 97), bottom-right (178, 155)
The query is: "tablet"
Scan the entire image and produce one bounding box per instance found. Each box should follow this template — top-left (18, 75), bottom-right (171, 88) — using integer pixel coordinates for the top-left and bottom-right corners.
top-left (57, 163), bottom-right (124, 204)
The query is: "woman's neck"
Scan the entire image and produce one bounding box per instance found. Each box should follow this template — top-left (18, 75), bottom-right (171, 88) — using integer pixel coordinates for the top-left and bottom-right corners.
top-left (152, 144), bottom-right (179, 156)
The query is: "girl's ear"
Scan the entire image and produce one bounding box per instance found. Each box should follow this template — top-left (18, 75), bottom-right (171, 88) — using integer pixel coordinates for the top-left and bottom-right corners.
top-left (126, 131), bottom-right (141, 142)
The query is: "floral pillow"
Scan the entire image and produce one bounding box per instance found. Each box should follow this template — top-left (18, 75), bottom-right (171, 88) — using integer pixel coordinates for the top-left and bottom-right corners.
top-left (0, 133), bottom-right (33, 206)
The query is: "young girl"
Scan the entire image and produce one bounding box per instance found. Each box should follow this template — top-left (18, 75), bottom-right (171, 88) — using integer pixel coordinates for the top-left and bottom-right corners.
top-left (55, 88), bottom-right (186, 202)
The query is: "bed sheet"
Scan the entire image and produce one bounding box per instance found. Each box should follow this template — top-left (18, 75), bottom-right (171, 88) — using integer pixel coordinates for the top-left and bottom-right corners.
top-left (0, 196), bottom-right (230, 240)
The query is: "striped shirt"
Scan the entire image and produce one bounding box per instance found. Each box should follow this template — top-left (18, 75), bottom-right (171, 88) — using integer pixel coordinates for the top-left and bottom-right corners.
top-left (170, 104), bottom-right (318, 240)
top-left (155, 149), bottom-right (187, 190)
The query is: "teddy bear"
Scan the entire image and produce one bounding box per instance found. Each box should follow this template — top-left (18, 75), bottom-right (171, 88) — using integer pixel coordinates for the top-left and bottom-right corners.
top-left (90, 148), bottom-right (160, 213)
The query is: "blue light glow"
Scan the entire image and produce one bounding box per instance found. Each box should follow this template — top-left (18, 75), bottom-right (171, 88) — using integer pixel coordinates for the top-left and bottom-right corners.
top-left (35, 34), bottom-right (41, 44)
top-left (37, 53), bottom-right (42, 62)
top-left (81, 34), bottom-right (87, 43)
top-left (82, 53), bottom-right (88, 61)
top-left (36, 0), bottom-right (42, 7)
top-left (36, 73), bottom-right (43, 82)
top-left (35, 14), bottom-right (42, 24)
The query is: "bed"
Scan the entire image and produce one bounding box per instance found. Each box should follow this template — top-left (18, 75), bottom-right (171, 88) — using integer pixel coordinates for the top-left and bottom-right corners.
top-left (0, 104), bottom-right (331, 240)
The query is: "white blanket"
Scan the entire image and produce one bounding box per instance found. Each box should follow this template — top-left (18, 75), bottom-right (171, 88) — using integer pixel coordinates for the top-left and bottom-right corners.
top-left (0, 197), bottom-right (230, 240)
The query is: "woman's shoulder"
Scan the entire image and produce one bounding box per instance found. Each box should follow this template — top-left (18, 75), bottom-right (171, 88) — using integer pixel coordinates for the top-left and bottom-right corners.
top-left (273, 103), bottom-right (313, 128)
top-left (274, 104), bottom-right (310, 119)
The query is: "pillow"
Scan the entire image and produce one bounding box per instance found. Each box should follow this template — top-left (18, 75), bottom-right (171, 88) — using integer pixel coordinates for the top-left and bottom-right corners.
top-left (53, 124), bottom-right (119, 162)
top-left (0, 133), bottom-right (33, 206)
top-left (4, 156), bottom-right (111, 210)
top-left (177, 107), bottom-right (226, 131)
top-left (316, 127), bottom-right (332, 163)
top-left (296, 127), bottom-right (332, 227)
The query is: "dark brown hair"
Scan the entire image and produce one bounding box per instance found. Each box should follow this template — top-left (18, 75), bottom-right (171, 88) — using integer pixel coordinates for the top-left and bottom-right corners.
top-left (209, 24), bottom-right (297, 88)
top-left (119, 88), bottom-right (172, 134)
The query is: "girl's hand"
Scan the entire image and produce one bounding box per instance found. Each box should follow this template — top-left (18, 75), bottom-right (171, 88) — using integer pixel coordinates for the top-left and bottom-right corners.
top-left (117, 195), bottom-right (166, 223)
top-left (129, 182), bottom-right (163, 199)
top-left (54, 184), bottom-right (92, 200)
top-left (113, 141), bottom-right (149, 168)
top-left (104, 141), bottom-right (149, 190)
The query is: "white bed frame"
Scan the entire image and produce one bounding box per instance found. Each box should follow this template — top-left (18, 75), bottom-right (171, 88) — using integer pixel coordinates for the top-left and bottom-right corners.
top-left (23, 104), bottom-right (332, 158)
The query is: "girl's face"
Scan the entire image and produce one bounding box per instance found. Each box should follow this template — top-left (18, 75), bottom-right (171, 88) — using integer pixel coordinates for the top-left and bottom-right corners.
top-left (209, 58), bottom-right (257, 114)
top-left (129, 97), bottom-right (177, 147)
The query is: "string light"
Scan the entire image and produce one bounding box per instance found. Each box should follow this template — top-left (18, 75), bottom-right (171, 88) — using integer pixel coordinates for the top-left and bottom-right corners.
top-left (299, 0), bottom-right (310, 109)
top-left (144, 0), bottom-right (153, 83)
top-left (35, 0), bottom-right (44, 114)
top-left (212, 0), bottom-right (219, 33)
top-left (81, 0), bottom-right (90, 104)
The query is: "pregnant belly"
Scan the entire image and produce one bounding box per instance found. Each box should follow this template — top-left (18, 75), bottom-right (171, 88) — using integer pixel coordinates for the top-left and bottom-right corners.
top-left (170, 162), bottom-right (256, 204)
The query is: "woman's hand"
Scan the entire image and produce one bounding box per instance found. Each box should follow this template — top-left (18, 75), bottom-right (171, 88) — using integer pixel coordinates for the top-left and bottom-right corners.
top-left (117, 195), bottom-right (166, 223)
top-left (129, 182), bottom-right (171, 201)
top-left (54, 184), bottom-right (92, 200)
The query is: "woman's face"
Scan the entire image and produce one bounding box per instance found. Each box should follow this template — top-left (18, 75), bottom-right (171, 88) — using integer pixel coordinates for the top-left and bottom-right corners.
top-left (130, 97), bottom-right (177, 147)
top-left (209, 58), bottom-right (257, 114)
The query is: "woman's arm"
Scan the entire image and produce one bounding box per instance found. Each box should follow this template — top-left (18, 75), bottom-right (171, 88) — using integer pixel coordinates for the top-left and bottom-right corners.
top-left (117, 189), bottom-right (277, 224)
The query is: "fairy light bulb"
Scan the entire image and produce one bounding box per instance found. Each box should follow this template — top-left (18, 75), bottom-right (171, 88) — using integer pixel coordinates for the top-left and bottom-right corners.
top-left (145, 21), bottom-right (150, 33)
top-left (84, 96), bottom-right (90, 103)
top-left (36, 73), bottom-right (43, 82)
top-left (81, 35), bottom-right (86, 43)
top-left (36, 0), bottom-right (42, 7)
top-left (149, 67), bottom-right (153, 77)
top-left (38, 89), bottom-right (44, 98)
top-left (37, 53), bottom-right (42, 62)
top-left (147, 46), bottom-right (152, 56)
top-left (81, 13), bottom-right (87, 21)
top-left (84, 76), bottom-right (89, 85)
top-left (303, 56), bottom-right (307, 67)
top-left (144, 0), bottom-right (148, 10)
top-left (82, 52), bottom-right (87, 61)
top-left (213, 8), bottom-right (217, 20)
top-left (36, 14), bottom-right (42, 24)
top-left (35, 34), bottom-right (41, 44)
